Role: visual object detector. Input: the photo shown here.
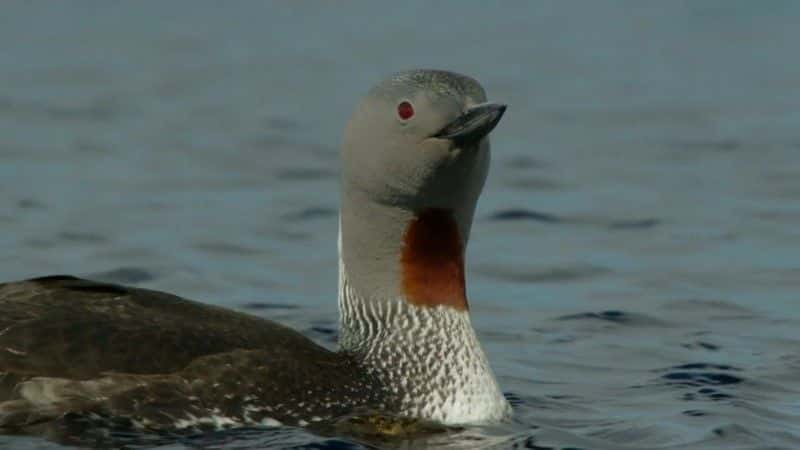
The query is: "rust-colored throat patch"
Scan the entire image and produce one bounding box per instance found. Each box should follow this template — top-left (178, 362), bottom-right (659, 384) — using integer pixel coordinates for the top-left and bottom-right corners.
top-left (400, 208), bottom-right (468, 311)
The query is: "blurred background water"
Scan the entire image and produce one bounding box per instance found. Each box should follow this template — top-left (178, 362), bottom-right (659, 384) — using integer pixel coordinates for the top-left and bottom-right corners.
top-left (1, 1), bottom-right (800, 449)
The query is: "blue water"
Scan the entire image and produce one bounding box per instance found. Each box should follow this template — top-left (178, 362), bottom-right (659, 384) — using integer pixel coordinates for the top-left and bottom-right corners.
top-left (1, 2), bottom-right (800, 448)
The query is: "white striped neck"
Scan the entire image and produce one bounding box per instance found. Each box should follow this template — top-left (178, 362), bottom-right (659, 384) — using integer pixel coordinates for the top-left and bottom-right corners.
top-left (337, 249), bottom-right (510, 424)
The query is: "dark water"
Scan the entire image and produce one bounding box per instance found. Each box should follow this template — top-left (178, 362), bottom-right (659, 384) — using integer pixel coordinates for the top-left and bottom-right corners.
top-left (2, 2), bottom-right (800, 449)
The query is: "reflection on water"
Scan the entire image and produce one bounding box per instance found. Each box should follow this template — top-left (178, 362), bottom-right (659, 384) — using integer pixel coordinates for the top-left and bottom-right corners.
top-left (2, 1), bottom-right (800, 449)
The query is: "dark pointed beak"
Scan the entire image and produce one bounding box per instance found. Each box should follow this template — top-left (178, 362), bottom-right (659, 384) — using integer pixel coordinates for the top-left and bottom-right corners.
top-left (433, 102), bottom-right (507, 145)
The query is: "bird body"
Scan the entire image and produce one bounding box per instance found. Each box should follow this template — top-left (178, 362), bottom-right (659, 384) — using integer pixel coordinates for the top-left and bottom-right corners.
top-left (0, 69), bottom-right (510, 435)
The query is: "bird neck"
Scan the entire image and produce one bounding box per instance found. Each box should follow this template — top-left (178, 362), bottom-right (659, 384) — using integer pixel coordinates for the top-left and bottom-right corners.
top-left (336, 203), bottom-right (509, 424)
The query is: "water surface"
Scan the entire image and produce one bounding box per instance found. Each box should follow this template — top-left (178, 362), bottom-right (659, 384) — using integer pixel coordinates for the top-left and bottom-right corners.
top-left (1, 2), bottom-right (799, 449)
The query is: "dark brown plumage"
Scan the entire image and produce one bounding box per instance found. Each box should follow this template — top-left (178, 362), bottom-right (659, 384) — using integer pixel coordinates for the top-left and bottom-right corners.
top-left (0, 276), bottom-right (386, 433)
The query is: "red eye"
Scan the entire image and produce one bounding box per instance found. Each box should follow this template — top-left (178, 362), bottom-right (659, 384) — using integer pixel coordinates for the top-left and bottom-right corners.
top-left (397, 101), bottom-right (414, 120)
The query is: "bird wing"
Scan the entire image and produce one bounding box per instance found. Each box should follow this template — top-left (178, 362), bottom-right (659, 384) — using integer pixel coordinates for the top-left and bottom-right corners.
top-left (0, 275), bottom-right (323, 390)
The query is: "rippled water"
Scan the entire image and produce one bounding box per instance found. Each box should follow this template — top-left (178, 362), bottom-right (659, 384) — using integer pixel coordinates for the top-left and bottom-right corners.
top-left (2, 2), bottom-right (800, 449)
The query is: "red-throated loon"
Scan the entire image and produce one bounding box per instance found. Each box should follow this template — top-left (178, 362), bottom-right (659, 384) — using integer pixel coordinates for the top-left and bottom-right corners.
top-left (0, 69), bottom-right (510, 435)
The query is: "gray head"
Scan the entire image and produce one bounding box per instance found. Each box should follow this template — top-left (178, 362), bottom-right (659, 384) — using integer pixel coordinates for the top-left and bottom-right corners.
top-left (340, 69), bottom-right (506, 311)
top-left (342, 70), bottom-right (505, 218)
